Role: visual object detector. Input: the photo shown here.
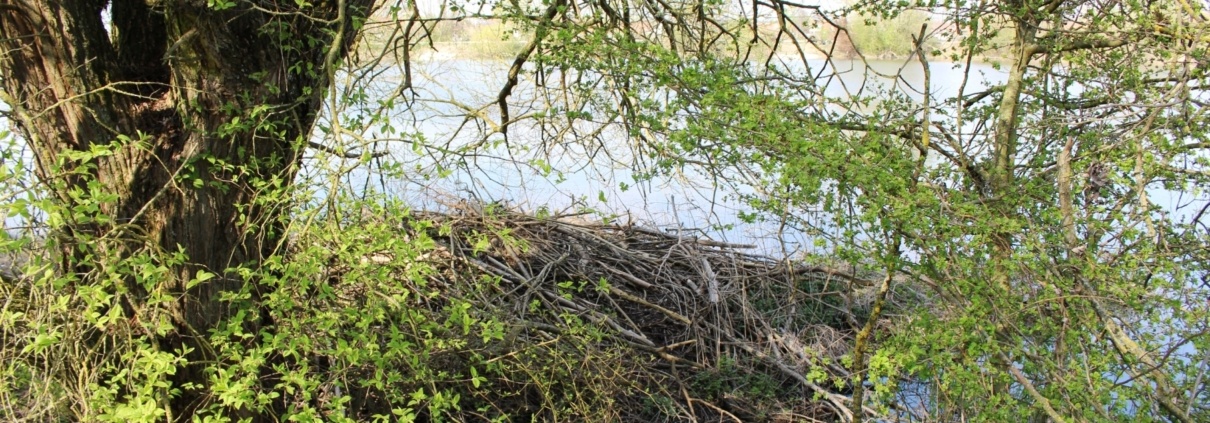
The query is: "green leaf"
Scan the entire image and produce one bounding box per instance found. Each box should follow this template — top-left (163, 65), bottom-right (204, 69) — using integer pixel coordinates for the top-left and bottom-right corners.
top-left (188, 270), bottom-right (217, 289)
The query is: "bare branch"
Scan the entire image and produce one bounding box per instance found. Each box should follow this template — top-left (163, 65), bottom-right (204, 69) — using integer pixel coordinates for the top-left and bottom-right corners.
top-left (307, 140), bottom-right (386, 159)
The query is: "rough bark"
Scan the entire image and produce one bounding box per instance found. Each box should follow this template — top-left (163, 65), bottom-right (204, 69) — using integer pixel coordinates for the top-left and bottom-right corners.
top-left (0, 0), bottom-right (372, 419)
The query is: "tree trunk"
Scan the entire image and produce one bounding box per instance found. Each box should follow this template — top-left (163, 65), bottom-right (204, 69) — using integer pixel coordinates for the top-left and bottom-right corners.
top-left (0, 1), bottom-right (371, 419)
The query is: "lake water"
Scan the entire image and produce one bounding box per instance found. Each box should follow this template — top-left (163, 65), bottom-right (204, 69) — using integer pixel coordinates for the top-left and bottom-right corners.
top-left (2, 57), bottom-right (1010, 252)
top-left (6, 55), bottom-right (1202, 258)
top-left (306, 57), bottom-right (1011, 254)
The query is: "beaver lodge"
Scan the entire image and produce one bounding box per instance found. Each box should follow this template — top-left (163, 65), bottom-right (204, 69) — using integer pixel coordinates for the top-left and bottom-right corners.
top-left (282, 199), bottom-right (914, 422)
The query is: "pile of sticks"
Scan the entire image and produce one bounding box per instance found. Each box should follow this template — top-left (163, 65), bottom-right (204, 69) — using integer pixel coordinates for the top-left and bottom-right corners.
top-left (404, 201), bottom-right (881, 421)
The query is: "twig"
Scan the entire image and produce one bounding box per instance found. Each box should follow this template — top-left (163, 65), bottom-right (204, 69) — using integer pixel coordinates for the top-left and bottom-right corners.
top-left (608, 286), bottom-right (692, 325)
top-left (307, 140), bottom-right (387, 159)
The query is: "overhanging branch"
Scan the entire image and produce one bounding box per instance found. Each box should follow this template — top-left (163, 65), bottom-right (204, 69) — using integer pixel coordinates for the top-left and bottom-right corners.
top-left (498, 0), bottom-right (566, 137)
top-left (307, 141), bottom-right (387, 159)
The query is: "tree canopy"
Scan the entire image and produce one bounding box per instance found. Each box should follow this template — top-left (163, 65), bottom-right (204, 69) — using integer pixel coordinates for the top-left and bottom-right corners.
top-left (1, 0), bottom-right (1208, 421)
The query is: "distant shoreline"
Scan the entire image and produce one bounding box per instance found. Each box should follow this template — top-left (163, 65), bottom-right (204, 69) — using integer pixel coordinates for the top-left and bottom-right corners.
top-left (396, 43), bottom-right (1008, 68)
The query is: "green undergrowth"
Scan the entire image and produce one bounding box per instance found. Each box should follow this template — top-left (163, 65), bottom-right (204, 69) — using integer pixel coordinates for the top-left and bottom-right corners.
top-left (1, 187), bottom-right (863, 422)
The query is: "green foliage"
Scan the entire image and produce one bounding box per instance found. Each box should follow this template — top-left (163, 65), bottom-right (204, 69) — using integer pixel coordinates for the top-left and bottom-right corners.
top-left (843, 10), bottom-right (935, 58)
top-left (361, 20), bottom-right (531, 61)
top-left (0, 166), bottom-right (643, 421)
top-left (690, 357), bottom-right (782, 402)
top-left (513, 0), bottom-right (1210, 420)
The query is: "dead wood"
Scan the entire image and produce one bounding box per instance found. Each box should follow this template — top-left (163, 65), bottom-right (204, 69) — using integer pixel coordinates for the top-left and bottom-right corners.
top-left (373, 200), bottom-right (885, 421)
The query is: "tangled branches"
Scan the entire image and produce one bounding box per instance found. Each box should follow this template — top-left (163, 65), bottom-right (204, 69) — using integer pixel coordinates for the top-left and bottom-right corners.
top-left (365, 201), bottom-right (893, 421)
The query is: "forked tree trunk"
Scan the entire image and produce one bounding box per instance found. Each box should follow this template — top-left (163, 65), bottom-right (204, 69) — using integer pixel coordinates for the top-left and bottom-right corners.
top-left (0, 0), bottom-right (371, 419)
